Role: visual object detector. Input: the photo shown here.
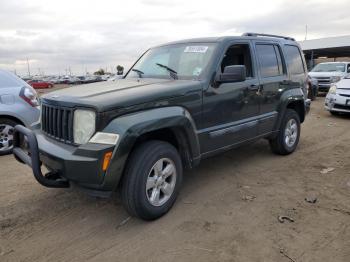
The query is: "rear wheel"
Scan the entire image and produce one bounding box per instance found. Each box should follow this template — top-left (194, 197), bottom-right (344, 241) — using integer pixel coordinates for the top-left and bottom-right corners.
top-left (0, 118), bottom-right (18, 156)
top-left (121, 140), bottom-right (183, 220)
top-left (269, 109), bottom-right (300, 155)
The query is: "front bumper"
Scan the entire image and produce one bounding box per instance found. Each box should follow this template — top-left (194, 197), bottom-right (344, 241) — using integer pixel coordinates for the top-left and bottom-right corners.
top-left (13, 125), bottom-right (116, 191)
top-left (325, 94), bottom-right (350, 113)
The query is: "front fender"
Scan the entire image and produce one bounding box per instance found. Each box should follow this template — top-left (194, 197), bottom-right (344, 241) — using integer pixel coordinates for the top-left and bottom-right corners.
top-left (100, 106), bottom-right (200, 190)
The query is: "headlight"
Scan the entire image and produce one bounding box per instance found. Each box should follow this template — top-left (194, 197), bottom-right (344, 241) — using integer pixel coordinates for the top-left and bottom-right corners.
top-left (73, 109), bottom-right (96, 144)
top-left (330, 76), bottom-right (341, 83)
top-left (328, 85), bottom-right (337, 94)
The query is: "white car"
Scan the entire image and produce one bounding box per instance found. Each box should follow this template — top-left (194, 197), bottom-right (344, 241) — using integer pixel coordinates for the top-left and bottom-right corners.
top-left (0, 70), bottom-right (40, 155)
top-left (309, 62), bottom-right (350, 92)
top-left (325, 75), bottom-right (350, 115)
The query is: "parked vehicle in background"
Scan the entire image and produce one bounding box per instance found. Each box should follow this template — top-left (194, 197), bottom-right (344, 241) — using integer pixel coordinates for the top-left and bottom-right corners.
top-left (82, 75), bottom-right (103, 84)
top-left (27, 79), bottom-right (53, 89)
top-left (107, 74), bottom-right (124, 81)
top-left (0, 70), bottom-right (40, 155)
top-left (309, 62), bottom-right (350, 92)
top-left (325, 75), bottom-right (350, 115)
top-left (13, 33), bottom-right (310, 220)
top-left (307, 75), bottom-right (318, 101)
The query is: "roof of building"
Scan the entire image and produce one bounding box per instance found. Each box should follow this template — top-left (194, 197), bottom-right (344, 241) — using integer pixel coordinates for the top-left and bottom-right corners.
top-left (299, 35), bottom-right (350, 50)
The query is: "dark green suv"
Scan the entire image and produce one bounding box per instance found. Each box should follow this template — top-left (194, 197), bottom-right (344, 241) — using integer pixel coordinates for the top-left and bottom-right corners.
top-left (13, 33), bottom-right (310, 220)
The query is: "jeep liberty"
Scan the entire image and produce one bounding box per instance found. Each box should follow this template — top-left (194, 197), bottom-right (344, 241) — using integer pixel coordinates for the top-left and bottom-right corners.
top-left (13, 33), bottom-right (311, 220)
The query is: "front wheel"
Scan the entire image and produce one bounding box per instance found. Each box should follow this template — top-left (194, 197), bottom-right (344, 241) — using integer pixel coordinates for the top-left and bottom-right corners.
top-left (269, 109), bottom-right (301, 155)
top-left (121, 140), bottom-right (183, 220)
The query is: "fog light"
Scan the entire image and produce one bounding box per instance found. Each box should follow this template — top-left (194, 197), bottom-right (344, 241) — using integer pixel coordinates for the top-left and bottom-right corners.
top-left (102, 152), bottom-right (113, 171)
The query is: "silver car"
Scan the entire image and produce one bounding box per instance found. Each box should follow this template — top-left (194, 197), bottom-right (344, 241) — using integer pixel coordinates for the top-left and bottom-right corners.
top-left (0, 70), bottom-right (40, 155)
top-left (325, 74), bottom-right (350, 115)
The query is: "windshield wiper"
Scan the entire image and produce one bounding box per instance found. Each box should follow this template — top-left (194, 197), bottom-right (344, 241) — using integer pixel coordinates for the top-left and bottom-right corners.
top-left (131, 68), bottom-right (144, 78)
top-left (156, 63), bottom-right (178, 80)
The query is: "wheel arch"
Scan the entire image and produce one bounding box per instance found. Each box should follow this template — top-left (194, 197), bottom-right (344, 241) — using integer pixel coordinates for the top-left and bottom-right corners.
top-left (286, 100), bottom-right (305, 123)
top-left (100, 106), bottom-right (201, 191)
top-left (0, 114), bottom-right (25, 126)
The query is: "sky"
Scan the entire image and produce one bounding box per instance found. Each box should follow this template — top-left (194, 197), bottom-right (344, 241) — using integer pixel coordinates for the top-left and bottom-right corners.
top-left (0, 0), bottom-right (349, 76)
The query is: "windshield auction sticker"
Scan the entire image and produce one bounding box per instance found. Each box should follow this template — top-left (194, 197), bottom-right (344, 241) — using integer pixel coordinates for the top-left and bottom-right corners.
top-left (184, 46), bottom-right (208, 53)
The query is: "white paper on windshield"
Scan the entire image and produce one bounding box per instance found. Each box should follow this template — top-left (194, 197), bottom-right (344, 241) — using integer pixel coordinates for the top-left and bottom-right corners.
top-left (184, 46), bottom-right (208, 53)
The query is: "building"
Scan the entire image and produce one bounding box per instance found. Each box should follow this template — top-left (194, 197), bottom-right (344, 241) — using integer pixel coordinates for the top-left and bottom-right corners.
top-left (298, 35), bottom-right (350, 70)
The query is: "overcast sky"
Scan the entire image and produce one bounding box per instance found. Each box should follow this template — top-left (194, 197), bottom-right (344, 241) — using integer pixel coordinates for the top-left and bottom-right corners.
top-left (0, 0), bottom-right (349, 76)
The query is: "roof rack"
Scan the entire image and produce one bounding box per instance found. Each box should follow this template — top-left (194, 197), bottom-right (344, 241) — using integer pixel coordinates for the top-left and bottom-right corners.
top-left (242, 32), bottom-right (295, 41)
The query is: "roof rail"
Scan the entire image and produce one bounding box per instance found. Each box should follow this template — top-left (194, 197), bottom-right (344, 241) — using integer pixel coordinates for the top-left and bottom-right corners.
top-left (242, 32), bottom-right (295, 41)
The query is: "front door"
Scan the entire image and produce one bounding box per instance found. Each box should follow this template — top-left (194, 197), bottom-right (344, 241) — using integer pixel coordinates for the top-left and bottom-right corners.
top-left (199, 42), bottom-right (261, 154)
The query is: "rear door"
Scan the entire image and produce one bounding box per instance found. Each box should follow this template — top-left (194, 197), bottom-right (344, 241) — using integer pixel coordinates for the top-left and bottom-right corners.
top-left (254, 41), bottom-right (288, 135)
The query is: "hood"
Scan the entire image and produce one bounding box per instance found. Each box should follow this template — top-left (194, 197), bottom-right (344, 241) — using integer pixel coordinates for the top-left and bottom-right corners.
top-left (308, 71), bottom-right (345, 78)
top-left (42, 78), bottom-right (202, 111)
top-left (336, 78), bottom-right (350, 90)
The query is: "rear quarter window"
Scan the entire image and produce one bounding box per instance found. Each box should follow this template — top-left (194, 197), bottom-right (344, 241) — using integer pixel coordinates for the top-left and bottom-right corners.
top-left (284, 45), bottom-right (305, 75)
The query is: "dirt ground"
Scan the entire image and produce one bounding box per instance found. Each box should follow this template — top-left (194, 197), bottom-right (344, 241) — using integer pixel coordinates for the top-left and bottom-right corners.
top-left (1, 97), bottom-right (350, 262)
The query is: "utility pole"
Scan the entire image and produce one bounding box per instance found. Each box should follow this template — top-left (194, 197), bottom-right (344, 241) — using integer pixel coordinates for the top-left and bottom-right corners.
top-left (304, 25), bottom-right (308, 40)
top-left (26, 58), bottom-right (31, 76)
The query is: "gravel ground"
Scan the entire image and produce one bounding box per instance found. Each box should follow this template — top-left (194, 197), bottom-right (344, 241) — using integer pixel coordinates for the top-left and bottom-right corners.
top-left (0, 97), bottom-right (349, 262)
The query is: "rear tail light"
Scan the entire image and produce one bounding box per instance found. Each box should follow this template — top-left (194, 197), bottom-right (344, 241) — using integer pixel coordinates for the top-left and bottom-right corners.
top-left (20, 86), bottom-right (39, 107)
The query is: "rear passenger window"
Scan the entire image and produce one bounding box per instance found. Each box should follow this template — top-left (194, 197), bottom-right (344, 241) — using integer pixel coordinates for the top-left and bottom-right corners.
top-left (256, 44), bottom-right (284, 78)
top-left (284, 45), bottom-right (305, 75)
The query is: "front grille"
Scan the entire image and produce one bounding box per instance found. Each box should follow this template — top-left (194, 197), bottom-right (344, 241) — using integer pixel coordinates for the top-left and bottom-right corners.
top-left (314, 77), bottom-right (331, 86)
top-left (334, 104), bottom-right (350, 110)
top-left (339, 93), bottom-right (350, 98)
top-left (41, 104), bottom-right (74, 143)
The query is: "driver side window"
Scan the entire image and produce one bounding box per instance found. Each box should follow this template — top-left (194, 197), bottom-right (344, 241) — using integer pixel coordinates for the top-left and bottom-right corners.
top-left (221, 44), bottom-right (253, 78)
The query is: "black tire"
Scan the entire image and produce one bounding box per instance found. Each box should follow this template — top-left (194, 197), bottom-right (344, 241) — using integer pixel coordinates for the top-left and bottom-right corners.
top-left (330, 111), bottom-right (340, 116)
top-left (310, 88), bottom-right (316, 101)
top-left (307, 84), bottom-right (315, 101)
top-left (269, 109), bottom-right (301, 155)
top-left (0, 118), bottom-right (18, 156)
top-left (121, 140), bottom-right (183, 220)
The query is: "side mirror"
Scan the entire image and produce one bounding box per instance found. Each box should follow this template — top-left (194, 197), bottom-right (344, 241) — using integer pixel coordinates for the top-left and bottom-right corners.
top-left (216, 65), bottom-right (246, 84)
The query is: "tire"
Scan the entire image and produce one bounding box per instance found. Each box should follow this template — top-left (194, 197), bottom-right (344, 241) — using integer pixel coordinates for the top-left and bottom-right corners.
top-left (0, 118), bottom-right (18, 156)
top-left (310, 88), bottom-right (316, 101)
top-left (330, 111), bottom-right (340, 116)
top-left (121, 140), bottom-right (183, 220)
top-left (307, 84), bottom-right (314, 100)
top-left (269, 109), bottom-right (301, 155)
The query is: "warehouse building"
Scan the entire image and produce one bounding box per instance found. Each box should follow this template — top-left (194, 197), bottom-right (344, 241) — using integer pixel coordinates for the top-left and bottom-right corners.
top-left (299, 35), bottom-right (350, 70)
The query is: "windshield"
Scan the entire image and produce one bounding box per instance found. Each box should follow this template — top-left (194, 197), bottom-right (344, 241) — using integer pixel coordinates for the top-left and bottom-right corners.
top-left (311, 63), bottom-right (345, 72)
top-left (126, 43), bottom-right (216, 80)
